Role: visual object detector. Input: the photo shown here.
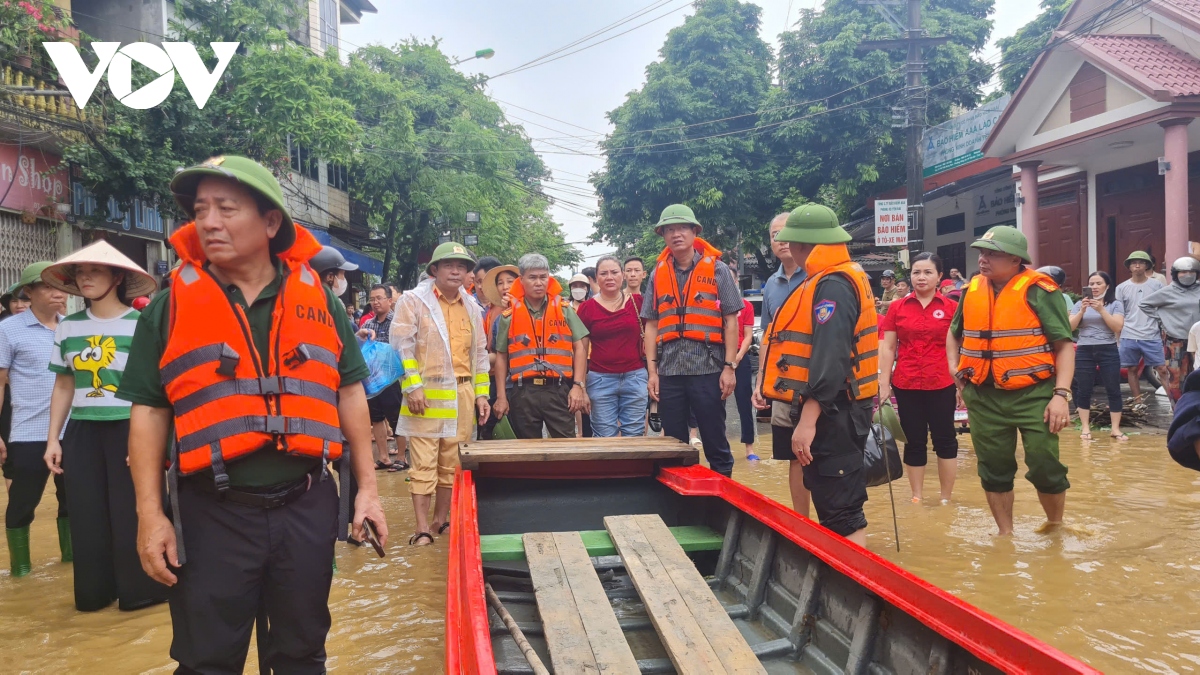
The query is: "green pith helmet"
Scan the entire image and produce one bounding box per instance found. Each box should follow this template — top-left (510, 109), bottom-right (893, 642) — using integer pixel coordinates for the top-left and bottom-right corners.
top-left (970, 225), bottom-right (1030, 263)
top-left (426, 241), bottom-right (477, 275)
top-left (16, 261), bottom-right (54, 291)
top-left (874, 401), bottom-right (907, 444)
top-left (654, 204), bottom-right (702, 235)
top-left (170, 155), bottom-right (296, 252)
top-left (1125, 250), bottom-right (1155, 269)
top-left (775, 203), bottom-right (851, 244)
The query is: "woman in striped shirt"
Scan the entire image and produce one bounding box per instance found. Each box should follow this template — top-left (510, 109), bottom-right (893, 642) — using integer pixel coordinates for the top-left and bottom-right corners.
top-left (40, 241), bottom-right (167, 612)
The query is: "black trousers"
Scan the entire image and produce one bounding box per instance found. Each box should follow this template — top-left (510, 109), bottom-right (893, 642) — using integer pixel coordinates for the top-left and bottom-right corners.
top-left (733, 358), bottom-right (755, 445)
top-left (508, 382), bottom-right (575, 439)
top-left (4, 441), bottom-right (66, 529)
top-left (1073, 343), bottom-right (1124, 412)
top-left (168, 475), bottom-right (338, 674)
top-left (892, 386), bottom-right (959, 467)
top-left (62, 419), bottom-right (167, 611)
top-left (801, 398), bottom-right (870, 536)
top-left (660, 373), bottom-right (733, 475)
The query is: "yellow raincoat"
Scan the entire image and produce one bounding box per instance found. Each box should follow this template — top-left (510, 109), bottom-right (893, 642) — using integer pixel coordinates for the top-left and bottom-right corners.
top-left (390, 279), bottom-right (490, 439)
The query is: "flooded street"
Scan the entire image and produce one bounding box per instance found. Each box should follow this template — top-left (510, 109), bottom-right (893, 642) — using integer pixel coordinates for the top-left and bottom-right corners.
top-left (2, 421), bottom-right (1199, 673)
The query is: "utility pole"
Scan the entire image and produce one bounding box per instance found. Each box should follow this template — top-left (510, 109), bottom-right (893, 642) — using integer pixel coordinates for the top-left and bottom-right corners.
top-left (858, 0), bottom-right (947, 252)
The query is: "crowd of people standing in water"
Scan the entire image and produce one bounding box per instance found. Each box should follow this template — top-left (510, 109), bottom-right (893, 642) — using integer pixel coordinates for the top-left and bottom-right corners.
top-left (5, 153), bottom-right (1200, 672)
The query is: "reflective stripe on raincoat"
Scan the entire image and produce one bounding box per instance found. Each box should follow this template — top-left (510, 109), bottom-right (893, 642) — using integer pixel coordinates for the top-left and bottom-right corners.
top-left (390, 278), bottom-right (489, 439)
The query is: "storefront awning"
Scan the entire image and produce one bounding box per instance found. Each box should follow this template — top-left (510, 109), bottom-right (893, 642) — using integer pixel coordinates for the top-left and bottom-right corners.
top-left (305, 226), bottom-right (383, 276)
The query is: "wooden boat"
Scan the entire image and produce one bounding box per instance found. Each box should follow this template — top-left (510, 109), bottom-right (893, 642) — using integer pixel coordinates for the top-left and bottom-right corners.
top-left (446, 438), bottom-right (1099, 674)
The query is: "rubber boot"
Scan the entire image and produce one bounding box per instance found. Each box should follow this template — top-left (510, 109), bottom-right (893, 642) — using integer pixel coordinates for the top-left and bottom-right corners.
top-left (56, 517), bottom-right (73, 563)
top-left (6, 527), bottom-right (32, 577)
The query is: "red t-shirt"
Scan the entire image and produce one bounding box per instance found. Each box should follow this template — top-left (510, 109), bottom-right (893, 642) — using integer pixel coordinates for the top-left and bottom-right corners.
top-left (879, 293), bottom-right (957, 390)
top-left (738, 300), bottom-right (754, 343)
top-left (577, 294), bottom-right (644, 374)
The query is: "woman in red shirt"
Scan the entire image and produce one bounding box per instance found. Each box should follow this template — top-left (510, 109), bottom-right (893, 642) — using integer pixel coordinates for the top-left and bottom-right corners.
top-left (577, 256), bottom-right (647, 436)
top-left (878, 252), bottom-right (959, 504)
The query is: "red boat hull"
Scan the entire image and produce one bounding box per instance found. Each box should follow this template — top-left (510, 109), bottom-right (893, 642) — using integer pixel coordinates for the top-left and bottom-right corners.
top-left (445, 463), bottom-right (1100, 674)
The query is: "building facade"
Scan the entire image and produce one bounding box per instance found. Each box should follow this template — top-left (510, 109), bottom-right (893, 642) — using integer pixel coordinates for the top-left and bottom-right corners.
top-left (985, 0), bottom-right (1200, 289)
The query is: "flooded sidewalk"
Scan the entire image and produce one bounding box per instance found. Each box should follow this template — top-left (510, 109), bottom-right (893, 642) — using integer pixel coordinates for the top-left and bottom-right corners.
top-left (2, 406), bottom-right (1199, 673)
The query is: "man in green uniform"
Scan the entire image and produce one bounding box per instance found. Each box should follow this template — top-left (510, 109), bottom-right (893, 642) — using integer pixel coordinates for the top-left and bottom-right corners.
top-left (120, 156), bottom-right (387, 672)
top-left (946, 226), bottom-right (1074, 536)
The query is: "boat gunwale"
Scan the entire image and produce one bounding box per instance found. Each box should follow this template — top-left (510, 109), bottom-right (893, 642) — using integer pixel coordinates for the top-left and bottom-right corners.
top-left (446, 463), bottom-right (1102, 675)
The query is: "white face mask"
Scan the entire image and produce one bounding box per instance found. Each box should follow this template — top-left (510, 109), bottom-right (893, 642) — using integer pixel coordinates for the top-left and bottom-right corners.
top-left (1178, 273), bottom-right (1197, 287)
top-left (571, 287), bottom-right (588, 301)
top-left (332, 277), bottom-right (348, 296)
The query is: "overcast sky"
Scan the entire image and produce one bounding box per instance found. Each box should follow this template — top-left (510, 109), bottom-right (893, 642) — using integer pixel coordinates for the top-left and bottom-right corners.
top-left (344, 0), bottom-right (1043, 268)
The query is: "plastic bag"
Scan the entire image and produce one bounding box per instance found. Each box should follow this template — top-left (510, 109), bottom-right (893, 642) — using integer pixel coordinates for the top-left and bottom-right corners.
top-left (864, 424), bottom-right (903, 488)
top-left (360, 340), bottom-right (403, 399)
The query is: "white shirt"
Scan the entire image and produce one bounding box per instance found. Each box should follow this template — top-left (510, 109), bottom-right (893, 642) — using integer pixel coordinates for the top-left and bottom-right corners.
top-left (1188, 321), bottom-right (1200, 370)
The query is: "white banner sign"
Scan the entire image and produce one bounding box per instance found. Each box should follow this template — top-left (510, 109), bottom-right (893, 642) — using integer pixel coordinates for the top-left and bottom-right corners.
top-left (875, 199), bottom-right (908, 246)
top-left (922, 94), bottom-right (1010, 177)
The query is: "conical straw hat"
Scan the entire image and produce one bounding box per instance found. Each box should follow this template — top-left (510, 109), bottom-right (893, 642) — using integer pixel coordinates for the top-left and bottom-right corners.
top-left (41, 240), bottom-right (158, 299)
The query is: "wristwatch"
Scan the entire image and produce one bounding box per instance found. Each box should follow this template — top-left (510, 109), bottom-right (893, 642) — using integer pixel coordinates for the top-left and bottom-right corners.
top-left (1053, 387), bottom-right (1072, 402)
top-left (723, 361), bottom-right (735, 369)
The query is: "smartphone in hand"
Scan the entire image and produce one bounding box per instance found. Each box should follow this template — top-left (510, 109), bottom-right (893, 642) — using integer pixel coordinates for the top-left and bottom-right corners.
top-left (362, 518), bottom-right (386, 558)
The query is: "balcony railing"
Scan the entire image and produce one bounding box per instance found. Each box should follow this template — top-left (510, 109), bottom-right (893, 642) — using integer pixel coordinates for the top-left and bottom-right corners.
top-left (0, 61), bottom-right (95, 131)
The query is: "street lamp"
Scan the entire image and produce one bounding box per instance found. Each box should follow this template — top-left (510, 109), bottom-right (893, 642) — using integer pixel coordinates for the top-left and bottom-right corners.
top-left (452, 49), bottom-right (495, 66)
top-left (463, 234), bottom-right (479, 246)
top-left (465, 211), bottom-right (480, 223)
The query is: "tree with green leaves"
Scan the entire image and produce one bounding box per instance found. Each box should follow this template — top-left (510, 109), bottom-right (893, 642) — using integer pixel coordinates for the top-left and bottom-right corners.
top-left (762, 0), bottom-right (994, 219)
top-left (62, 0), bottom-right (577, 285)
top-left (591, 0), bottom-right (773, 263)
top-left (996, 0), bottom-right (1072, 94)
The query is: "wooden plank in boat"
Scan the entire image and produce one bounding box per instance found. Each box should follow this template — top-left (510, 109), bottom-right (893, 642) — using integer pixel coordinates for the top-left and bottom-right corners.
top-left (459, 437), bottom-right (698, 470)
top-left (606, 514), bottom-right (766, 674)
top-left (522, 531), bottom-right (640, 674)
top-left (480, 525), bottom-right (724, 561)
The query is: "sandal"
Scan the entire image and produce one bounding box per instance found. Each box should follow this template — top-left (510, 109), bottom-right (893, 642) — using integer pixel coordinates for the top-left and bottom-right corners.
top-left (409, 532), bottom-right (434, 546)
top-left (1110, 432), bottom-right (1129, 441)
top-left (374, 460), bottom-right (390, 470)
top-left (387, 461), bottom-right (409, 472)
top-left (1079, 433), bottom-right (1092, 441)
top-left (437, 522), bottom-right (451, 535)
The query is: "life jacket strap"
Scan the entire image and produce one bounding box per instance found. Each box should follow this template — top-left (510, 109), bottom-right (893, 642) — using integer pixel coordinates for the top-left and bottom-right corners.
top-left (173, 377), bottom-right (338, 416)
top-left (167, 445), bottom-right (187, 565)
top-left (179, 416), bottom-right (342, 454)
top-left (962, 327), bottom-right (1044, 339)
top-left (210, 441), bottom-right (230, 493)
top-left (162, 343), bottom-right (240, 387)
top-left (283, 343), bottom-right (339, 370)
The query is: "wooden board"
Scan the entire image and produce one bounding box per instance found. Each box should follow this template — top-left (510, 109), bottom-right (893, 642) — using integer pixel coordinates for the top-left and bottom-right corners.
top-left (605, 514), bottom-right (766, 675)
top-left (460, 437), bottom-right (698, 470)
top-left (480, 525), bottom-right (724, 561)
top-left (523, 531), bottom-right (640, 674)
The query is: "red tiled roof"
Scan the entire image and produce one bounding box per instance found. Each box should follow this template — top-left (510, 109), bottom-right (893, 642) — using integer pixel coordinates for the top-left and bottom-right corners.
top-left (1079, 34), bottom-right (1200, 98)
top-left (1167, 0), bottom-right (1200, 18)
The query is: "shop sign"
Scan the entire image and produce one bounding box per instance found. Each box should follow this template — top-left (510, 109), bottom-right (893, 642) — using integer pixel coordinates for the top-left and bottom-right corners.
top-left (875, 198), bottom-right (908, 246)
top-left (972, 181), bottom-right (1016, 236)
top-left (923, 95), bottom-right (1010, 177)
top-left (71, 180), bottom-right (167, 240)
top-left (0, 147), bottom-right (69, 215)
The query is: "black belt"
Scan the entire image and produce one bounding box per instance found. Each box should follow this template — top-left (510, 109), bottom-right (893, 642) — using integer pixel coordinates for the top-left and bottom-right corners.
top-left (190, 467), bottom-right (322, 509)
top-left (456, 375), bottom-right (473, 384)
top-left (518, 377), bottom-right (570, 387)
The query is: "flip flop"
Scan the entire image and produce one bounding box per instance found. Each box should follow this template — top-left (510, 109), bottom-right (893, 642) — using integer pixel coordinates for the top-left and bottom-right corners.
top-left (1110, 433), bottom-right (1129, 441)
top-left (437, 522), bottom-right (451, 535)
top-left (746, 454), bottom-right (760, 462)
top-left (409, 532), bottom-right (434, 546)
top-left (387, 461), bottom-right (409, 472)
top-left (1079, 433), bottom-right (1092, 441)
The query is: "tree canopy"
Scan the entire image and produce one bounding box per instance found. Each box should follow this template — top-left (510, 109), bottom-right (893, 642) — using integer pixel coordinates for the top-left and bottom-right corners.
top-left (591, 0), bottom-right (996, 267)
top-left (63, 0), bottom-right (579, 285)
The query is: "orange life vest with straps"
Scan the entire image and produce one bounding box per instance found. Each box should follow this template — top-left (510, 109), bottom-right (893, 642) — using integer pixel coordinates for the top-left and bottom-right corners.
top-left (760, 243), bottom-right (879, 404)
top-left (653, 238), bottom-right (726, 346)
top-left (504, 277), bottom-right (574, 382)
top-left (956, 268), bottom-right (1058, 390)
top-left (161, 222), bottom-right (344, 482)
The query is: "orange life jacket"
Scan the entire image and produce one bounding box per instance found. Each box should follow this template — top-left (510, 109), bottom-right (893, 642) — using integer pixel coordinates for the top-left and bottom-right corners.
top-left (957, 268), bottom-right (1057, 390)
top-left (653, 238), bottom-right (726, 346)
top-left (760, 243), bottom-right (879, 404)
top-left (162, 222), bottom-right (344, 481)
top-left (505, 277), bottom-right (574, 382)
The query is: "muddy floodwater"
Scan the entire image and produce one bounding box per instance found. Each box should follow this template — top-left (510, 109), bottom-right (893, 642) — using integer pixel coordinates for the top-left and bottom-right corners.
top-left (2, 427), bottom-right (1200, 673)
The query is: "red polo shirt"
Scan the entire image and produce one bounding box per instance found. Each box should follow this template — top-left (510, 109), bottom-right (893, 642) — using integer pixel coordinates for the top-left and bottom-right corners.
top-left (879, 293), bottom-right (957, 390)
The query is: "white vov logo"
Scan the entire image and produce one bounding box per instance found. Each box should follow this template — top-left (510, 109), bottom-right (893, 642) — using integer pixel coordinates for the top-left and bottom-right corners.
top-left (43, 42), bottom-right (239, 110)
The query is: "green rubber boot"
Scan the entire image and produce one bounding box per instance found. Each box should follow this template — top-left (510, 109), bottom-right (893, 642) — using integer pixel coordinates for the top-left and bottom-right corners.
top-left (57, 518), bottom-right (73, 563)
top-left (6, 527), bottom-right (32, 577)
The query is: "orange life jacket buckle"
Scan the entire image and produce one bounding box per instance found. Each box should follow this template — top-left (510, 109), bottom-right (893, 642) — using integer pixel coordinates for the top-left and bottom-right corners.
top-left (216, 344), bottom-right (240, 377)
top-left (258, 377), bottom-right (282, 395)
top-left (265, 415), bottom-right (287, 434)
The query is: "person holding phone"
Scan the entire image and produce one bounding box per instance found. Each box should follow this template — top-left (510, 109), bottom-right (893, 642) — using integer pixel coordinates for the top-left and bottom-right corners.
top-left (1069, 271), bottom-right (1126, 440)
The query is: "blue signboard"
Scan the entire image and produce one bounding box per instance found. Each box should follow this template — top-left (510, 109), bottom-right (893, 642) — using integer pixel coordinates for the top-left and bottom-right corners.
top-left (72, 181), bottom-right (166, 240)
